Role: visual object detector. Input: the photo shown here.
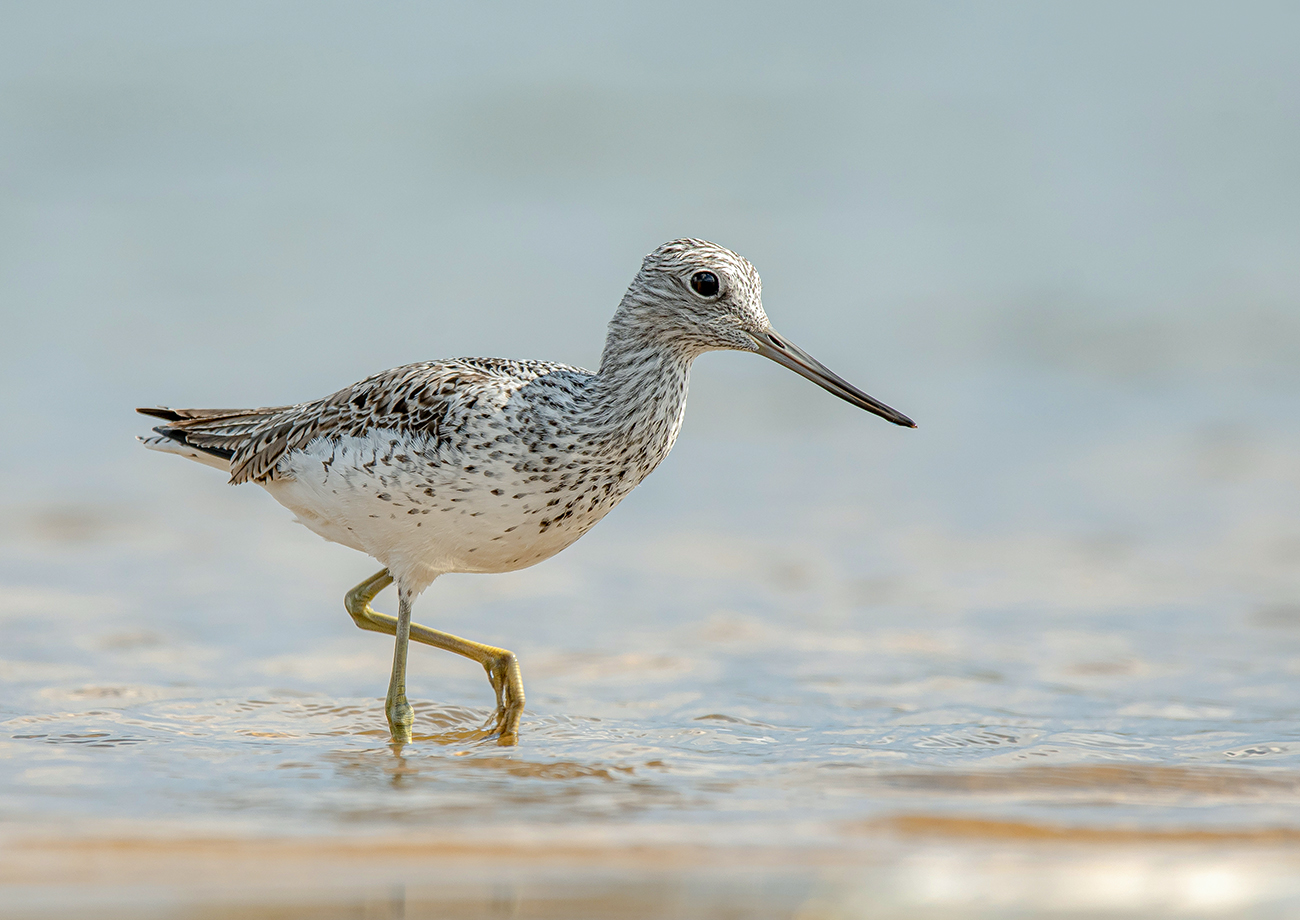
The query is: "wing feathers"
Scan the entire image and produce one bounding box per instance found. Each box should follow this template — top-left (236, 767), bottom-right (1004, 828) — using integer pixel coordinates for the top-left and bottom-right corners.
top-left (138, 358), bottom-right (582, 485)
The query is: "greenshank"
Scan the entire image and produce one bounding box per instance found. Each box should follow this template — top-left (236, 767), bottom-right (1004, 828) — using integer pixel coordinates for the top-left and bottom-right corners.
top-left (138, 239), bottom-right (914, 744)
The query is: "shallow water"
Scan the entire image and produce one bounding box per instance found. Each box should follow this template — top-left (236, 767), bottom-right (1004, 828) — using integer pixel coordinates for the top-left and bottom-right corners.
top-left (4, 3), bottom-right (1300, 917)
top-left (6, 394), bottom-right (1300, 916)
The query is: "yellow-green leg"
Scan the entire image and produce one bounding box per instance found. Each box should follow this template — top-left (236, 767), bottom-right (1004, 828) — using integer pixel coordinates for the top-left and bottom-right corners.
top-left (345, 569), bottom-right (525, 745)
top-left (386, 583), bottom-right (415, 744)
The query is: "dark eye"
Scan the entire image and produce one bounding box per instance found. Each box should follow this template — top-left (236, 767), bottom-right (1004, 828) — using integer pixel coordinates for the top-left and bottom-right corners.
top-left (689, 271), bottom-right (720, 298)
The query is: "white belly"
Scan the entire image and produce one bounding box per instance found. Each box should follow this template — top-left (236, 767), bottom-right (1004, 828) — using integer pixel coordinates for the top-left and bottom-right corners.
top-left (261, 430), bottom-right (614, 592)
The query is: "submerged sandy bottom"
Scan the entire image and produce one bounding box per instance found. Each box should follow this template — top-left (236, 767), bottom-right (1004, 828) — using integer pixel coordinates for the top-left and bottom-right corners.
top-left (7, 830), bottom-right (1300, 919)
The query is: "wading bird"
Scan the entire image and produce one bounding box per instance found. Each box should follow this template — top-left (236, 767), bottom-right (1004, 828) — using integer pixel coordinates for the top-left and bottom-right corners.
top-left (139, 239), bottom-right (914, 744)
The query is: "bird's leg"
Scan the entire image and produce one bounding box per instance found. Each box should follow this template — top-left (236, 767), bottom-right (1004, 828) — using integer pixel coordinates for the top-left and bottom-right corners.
top-left (344, 569), bottom-right (526, 745)
top-left (345, 569), bottom-right (396, 633)
top-left (385, 584), bottom-right (416, 744)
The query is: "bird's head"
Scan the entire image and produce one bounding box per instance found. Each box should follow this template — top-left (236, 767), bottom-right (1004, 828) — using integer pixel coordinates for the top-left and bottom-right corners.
top-left (612, 238), bottom-right (915, 428)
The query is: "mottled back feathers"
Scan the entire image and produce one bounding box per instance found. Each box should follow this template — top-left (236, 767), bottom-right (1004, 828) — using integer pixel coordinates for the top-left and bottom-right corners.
top-left (140, 357), bottom-right (585, 485)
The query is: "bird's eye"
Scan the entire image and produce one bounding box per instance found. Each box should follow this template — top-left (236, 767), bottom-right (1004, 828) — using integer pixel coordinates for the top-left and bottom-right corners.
top-left (689, 271), bottom-right (720, 298)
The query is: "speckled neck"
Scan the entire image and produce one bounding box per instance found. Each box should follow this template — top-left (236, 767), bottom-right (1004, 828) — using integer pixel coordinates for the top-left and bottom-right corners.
top-left (583, 315), bottom-right (701, 465)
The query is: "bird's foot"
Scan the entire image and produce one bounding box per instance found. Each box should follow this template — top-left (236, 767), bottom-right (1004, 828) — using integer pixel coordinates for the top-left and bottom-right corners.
top-left (483, 701), bottom-right (522, 746)
top-left (482, 653), bottom-right (524, 746)
top-left (386, 695), bottom-right (414, 746)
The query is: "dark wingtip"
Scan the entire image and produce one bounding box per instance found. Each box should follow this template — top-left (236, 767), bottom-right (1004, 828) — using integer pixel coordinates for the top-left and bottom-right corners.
top-left (137, 406), bottom-right (181, 421)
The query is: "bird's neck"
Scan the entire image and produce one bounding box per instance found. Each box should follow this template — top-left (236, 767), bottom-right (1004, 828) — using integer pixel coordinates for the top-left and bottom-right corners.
top-left (582, 317), bottom-right (701, 462)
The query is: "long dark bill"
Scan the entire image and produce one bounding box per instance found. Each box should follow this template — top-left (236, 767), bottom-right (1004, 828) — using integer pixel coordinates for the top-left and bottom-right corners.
top-left (749, 329), bottom-right (916, 428)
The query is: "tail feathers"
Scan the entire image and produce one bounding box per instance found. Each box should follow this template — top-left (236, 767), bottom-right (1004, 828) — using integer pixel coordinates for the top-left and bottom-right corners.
top-left (137, 404), bottom-right (291, 478)
top-left (139, 434), bottom-right (233, 472)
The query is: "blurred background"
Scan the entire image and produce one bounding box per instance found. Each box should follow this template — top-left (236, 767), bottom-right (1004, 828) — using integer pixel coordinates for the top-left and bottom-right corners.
top-left (3, 2), bottom-right (1300, 918)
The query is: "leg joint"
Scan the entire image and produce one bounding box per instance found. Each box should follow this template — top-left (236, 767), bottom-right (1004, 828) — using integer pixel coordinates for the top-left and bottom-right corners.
top-left (345, 570), bottom-right (394, 632)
